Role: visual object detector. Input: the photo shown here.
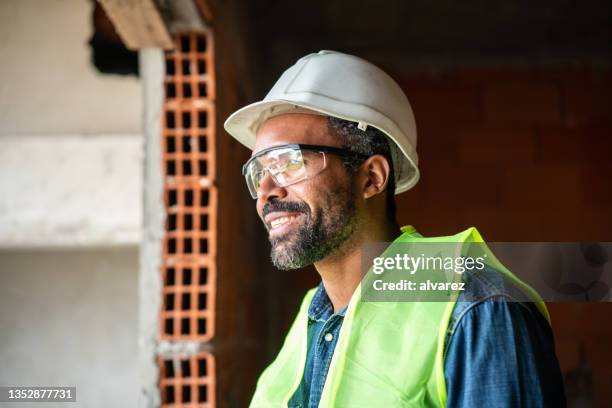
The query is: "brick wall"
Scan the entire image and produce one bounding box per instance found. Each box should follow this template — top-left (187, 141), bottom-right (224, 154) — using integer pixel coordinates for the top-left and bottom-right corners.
top-left (395, 65), bottom-right (611, 241)
top-left (395, 64), bottom-right (612, 407)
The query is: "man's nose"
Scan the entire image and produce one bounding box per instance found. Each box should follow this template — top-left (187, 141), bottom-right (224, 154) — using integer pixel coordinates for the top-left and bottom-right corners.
top-left (257, 171), bottom-right (288, 202)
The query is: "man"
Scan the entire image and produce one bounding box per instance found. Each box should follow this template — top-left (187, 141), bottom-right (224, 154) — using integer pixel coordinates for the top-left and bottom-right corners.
top-left (224, 51), bottom-right (565, 407)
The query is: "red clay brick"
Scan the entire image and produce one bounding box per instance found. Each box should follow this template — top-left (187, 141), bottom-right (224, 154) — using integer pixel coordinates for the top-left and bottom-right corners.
top-left (395, 182), bottom-right (425, 210)
top-left (549, 304), bottom-right (612, 408)
top-left (418, 162), bottom-right (505, 209)
top-left (159, 352), bottom-right (215, 406)
top-left (501, 164), bottom-right (581, 210)
top-left (535, 126), bottom-right (585, 164)
top-left (535, 125), bottom-right (612, 164)
top-left (399, 81), bottom-right (482, 129)
top-left (458, 126), bottom-right (536, 164)
top-left (551, 335), bottom-right (612, 408)
top-left (574, 209), bottom-right (612, 241)
top-left (579, 162), bottom-right (612, 209)
top-left (161, 30), bottom-right (217, 354)
top-left (460, 207), bottom-right (589, 241)
top-left (457, 208), bottom-right (547, 241)
top-left (416, 121), bottom-right (462, 166)
top-left (581, 126), bottom-right (612, 162)
top-left (483, 81), bottom-right (562, 126)
top-left (563, 81), bottom-right (612, 126)
top-left (533, 209), bottom-right (586, 241)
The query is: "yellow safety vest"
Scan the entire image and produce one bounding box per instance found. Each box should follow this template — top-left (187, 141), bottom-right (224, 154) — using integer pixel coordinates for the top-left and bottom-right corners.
top-left (250, 226), bottom-right (550, 407)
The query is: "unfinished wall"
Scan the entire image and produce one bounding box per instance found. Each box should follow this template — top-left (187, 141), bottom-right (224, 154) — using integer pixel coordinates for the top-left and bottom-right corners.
top-left (0, 1), bottom-right (142, 406)
top-left (0, 0), bottom-right (143, 245)
top-left (0, 0), bottom-right (141, 135)
top-left (0, 248), bottom-right (138, 408)
top-left (394, 65), bottom-right (612, 241)
top-left (0, 136), bottom-right (142, 247)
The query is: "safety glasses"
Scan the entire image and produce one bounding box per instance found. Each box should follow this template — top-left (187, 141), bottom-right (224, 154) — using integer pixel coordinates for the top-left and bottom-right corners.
top-left (242, 144), bottom-right (368, 199)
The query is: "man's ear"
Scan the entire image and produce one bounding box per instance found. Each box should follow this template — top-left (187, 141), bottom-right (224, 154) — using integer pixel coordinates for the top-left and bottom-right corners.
top-left (360, 155), bottom-right (391, 199)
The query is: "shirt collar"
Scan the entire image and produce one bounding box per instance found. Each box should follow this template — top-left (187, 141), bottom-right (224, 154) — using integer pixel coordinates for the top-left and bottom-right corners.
top-left (308, 281), bottom-right (348, 322)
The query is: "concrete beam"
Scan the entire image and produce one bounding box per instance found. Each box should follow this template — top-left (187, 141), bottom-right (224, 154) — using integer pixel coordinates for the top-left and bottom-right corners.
top-left (0, 135), bottom-right (143, 248)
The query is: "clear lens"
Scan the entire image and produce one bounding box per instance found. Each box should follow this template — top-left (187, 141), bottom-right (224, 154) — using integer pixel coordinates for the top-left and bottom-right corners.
top-left (244, 147), bottom-right (327, 199)
top-left (244, 160), bottom-right (263, 198)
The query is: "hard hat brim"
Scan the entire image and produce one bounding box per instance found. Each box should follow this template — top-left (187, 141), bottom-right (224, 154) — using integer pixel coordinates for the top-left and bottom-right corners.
top-left (224, 99), bottom-right (420, 194)
top-left (224, 100), bottom-right (330, 150)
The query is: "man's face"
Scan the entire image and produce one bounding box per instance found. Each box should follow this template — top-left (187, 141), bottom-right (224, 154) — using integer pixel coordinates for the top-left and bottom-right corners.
top-left (252, 113), bottom-right (359, 270)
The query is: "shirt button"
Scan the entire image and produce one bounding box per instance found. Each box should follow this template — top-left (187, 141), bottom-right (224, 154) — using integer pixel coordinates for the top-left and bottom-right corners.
top-left (324, 333), bottom-right (333, 342)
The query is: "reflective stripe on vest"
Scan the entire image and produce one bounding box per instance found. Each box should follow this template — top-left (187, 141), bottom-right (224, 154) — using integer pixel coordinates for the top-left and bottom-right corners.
top-left (250, 226), bottom-right (550, 407)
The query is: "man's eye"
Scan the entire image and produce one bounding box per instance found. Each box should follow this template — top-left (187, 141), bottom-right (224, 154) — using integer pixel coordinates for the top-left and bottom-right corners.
top-left (286, 159), bottom-right (302, 169)
top-left (271, 158), bottom-right (298, 170)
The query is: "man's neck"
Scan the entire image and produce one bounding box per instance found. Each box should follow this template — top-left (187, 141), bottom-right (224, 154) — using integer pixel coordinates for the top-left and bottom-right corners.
top-left (314, 221), bottom-right (401, 313)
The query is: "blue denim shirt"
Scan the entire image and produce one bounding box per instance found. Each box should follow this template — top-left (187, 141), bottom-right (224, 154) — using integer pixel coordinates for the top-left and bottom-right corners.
top-left (288, 266), bottom-right (566, 407)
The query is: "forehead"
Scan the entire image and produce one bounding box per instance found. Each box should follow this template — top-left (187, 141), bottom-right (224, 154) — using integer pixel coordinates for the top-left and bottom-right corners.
top-left (253, 113), bottom-right (341, 154)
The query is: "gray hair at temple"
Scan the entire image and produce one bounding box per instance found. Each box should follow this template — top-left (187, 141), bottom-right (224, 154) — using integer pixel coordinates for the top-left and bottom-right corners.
top-left (326, 116), bottom-right (398, 222)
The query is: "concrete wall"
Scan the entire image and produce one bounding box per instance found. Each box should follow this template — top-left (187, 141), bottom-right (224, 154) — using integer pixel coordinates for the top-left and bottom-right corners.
top-left (0, 136), bottom-right (142, 247)
top-left (0, 0), bottom-right (143, 245)
top-left (0, 248), bottom-right (138, 408)
top-left (0, 1), bottom-right (142, 406)
top-left (0, 0), bottom-right (142, 135)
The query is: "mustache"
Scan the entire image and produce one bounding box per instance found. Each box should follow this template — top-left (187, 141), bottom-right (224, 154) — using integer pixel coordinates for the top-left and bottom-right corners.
top-left (263, 200), bottom-right (310, 218)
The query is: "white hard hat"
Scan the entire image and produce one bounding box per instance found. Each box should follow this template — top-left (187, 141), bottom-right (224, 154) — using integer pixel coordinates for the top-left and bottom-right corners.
top-left (223, 50), bottom-right (420, 194)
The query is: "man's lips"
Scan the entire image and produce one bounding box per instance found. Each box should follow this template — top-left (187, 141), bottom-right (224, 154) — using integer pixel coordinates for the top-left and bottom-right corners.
top-left (264, 212), bottom-right (304, 231)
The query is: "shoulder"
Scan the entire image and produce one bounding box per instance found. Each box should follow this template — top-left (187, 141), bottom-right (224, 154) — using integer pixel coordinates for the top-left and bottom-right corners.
top-left (445, 265), bottom-right (551, 353)
top-left (442, 269), bottom-right (566, 407)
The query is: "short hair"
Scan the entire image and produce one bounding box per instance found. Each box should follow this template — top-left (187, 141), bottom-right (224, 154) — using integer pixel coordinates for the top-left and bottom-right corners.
top-left (327, 116), bottom-right (397, 222)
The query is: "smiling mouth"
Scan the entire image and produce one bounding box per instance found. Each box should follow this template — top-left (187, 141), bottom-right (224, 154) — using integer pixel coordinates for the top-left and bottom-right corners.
top-left (265, 211), bottom-right (307, 236)
top-left (270, 215), bottom-right (300, 230)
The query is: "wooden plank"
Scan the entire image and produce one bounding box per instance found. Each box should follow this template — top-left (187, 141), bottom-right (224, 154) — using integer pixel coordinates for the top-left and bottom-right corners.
top-left (98, 0), bottom-right (174, 50)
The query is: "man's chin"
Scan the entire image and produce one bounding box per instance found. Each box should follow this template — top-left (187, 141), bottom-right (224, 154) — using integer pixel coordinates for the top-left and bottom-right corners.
top-left (269, 239), bottom-right (293, 255)
top-left (269, 232), bottom-right (292, 246)
top-left (269, 240), bottom-right (306, 270)
top-left (268, 223), bottom-right (303, 244)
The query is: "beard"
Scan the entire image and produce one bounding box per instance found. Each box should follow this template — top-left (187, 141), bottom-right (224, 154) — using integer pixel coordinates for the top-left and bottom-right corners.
top-left (264, 185), bottom-right (358, 270)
